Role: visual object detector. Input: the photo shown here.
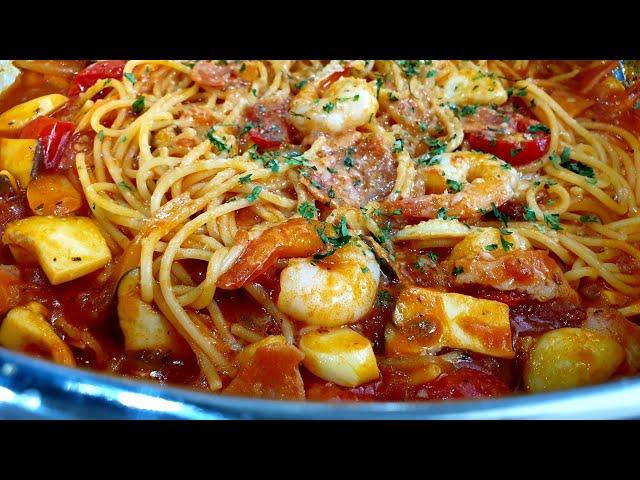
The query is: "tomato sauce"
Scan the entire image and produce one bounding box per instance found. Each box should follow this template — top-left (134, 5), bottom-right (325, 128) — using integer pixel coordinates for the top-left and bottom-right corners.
top-left (1, 60), bottom-right (639, 402)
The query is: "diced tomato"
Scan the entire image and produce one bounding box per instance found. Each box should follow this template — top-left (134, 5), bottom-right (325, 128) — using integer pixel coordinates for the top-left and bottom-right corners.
top-left (20, 116), bottom-right (75, 171)
top-left (68, 60), bottom-right (127, 97)
top-left (246, 100), bottom-right (297, 149)
top-left (468, 131), bottom-right (550, 166)
top-left (454, 284), bottom-right (529, 307)
top-left (416, 367), bottom-right (511, 400)
top-left (190, 61), bottom-right (238, 89)
top-left (464, 105), bottom-right (550, 166)
top-left (224, 344), bottom-right (306, 400)
top-left (0, 265), bottom-right (23, 315)
top-left (509, 298), bottom-right (586, 340)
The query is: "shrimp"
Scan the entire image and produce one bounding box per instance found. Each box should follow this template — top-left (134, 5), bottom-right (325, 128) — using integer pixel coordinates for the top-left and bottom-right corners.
top-left (289, 76), bottom-right (378, 134)
top-left (217, 218), bottom-right (325, 290)
top-left (387, 151), bottom-right (520, 220)
top-left (449, 228), bottom-right (579, 303)
top-left (277, 238), bottom-right (381, 327)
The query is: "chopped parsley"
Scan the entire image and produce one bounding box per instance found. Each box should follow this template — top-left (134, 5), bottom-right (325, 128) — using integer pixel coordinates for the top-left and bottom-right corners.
top-left (314, 217), bottom-right (352, 259)
top-left (452, 266), bottom-right (464, 276)
top-left (376, 290), bottom-right (393, 308)
top-left (343, 148), bottom-right (355, 168)
top-left (131, 96), bottom-right (145, 114)
top-left (485, 244), bottom-right (499, 251)
top-left (238, 173), bottom-right (253, 184)
top-left (246, 186), bottom-right (262, 203)
top-left (543, 213), bottom-right (563, 230)
top-left (124, 72), bottom-right (136, 84)
top-left (240, 123), bottom-right (254, 135)
top-left (207, 128), bottom-right (230, 152)
top-left (392, 138), bottom-right (404, 153)
top-left (295, 79), bottom-right (308, 90)
top-left (417, 155), bottom-right (441, 167)
top-left (491, 202), bottom-right (510, 228)
top-left (446, 179), bottom-right (463, 192)
top-left (500, 235), bottom-right (513, 252)
top-left (391, 209), bottom-right (402, 215)
top-left (561, 153), bottom-right (595, 179)
top-left (528, 123), bottom-right (550, 134)
top-left (459, 104), bottom-right (478, 117)
top-left (422, 137), bottom-right (447, 156)
top-left (523, 206), bottom-right (537, 222)
top-left (437, 207), bottom-right (457, 220)
top-left (580, 215), bottom-right (601, 223)
top-left (375, 77), bottom-right (383, 99)
top-left (427, 251), bottom-right (439, 263)
top-left (396, 60), bottom-right (425, 77)
top-left (328, 187), bottom-right (335, 199)
top-left (298, 201), bottom-right (317, 219)
top-left (507, 86), bottom-right (528, 97)
top-left (323, 101), bottom-right (336, 113)
top-left (97, 130), bottom-right (104, 141)
top-left (510, 147), bottom-right (523, 157)
top-left (117, 181), bottom-right (132, 191)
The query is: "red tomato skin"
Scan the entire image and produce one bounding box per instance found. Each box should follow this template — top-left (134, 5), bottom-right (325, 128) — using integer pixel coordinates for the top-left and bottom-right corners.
top-left (467, 131), bottom-right (550, 166)
top-left (20, 116), bottom-right (75, 171)
top-left (245, 102), bottom-right (295, 150)
top-left (67, 60), bottom-right (127, 96)
top-left (417, 367), bottom-right (511, 400)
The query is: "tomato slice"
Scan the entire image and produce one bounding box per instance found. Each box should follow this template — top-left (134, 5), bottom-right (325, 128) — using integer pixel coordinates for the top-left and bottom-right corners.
top-left (464, 105), bottom-right (550, 166)
top-left (417, 367), bottom-right (511, 400)
top-left (20, 116), bottom-right (75, 171)
top-left (68, 60), bottom-right (127, 97)
top-left (468, 131), bottom-right (550, 166)
top-left (246, 100), bottom-right (297, 150)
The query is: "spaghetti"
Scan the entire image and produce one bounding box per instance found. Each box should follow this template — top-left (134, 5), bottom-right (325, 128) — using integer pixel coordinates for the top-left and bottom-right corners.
top-left (1, 59), bottom-right (640, 401)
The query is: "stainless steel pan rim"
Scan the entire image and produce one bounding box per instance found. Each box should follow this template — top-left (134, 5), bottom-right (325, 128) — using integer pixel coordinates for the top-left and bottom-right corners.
top-left (1, 347), bottom-right (638, 419)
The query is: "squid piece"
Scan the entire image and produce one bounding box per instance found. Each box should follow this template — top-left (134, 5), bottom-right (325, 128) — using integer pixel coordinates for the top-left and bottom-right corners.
top-left (0, 302), bottom-right (75, 366)
top-left (0, 93), bottom-right (68, 134)
top-left (299, 328), bottom-right (379, 388)
top-left (117, 269), bottom-right (187, 353)
top-left (2, 216), bottom-right (112, 285)
top-left (387, 286), bottom-right (514, 359)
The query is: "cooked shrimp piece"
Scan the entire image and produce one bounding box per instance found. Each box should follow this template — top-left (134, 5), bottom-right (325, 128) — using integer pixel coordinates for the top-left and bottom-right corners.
top-left (387, 151), bottom-right (520, 220)
top-left (449, 228), bottom-right (579, 303)
top-left (277, 238), bottom-right (381, 327)
top-left (439, 64), bottom-right (508, 106)
top-left (290, 76), bottom-right (378, 134)
top-left (217, 218), bottom-right (325, 290)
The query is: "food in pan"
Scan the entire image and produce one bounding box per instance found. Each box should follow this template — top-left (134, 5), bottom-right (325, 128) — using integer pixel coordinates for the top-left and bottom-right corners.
top-left (0, 59), bottom-right (639, 401)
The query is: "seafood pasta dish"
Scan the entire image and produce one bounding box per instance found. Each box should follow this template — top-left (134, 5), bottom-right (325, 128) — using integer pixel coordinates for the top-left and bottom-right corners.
top-left (0, 59), bottom-right (639, 401)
